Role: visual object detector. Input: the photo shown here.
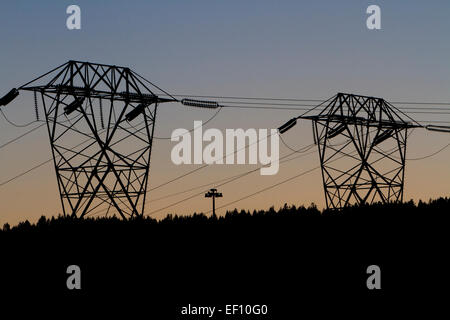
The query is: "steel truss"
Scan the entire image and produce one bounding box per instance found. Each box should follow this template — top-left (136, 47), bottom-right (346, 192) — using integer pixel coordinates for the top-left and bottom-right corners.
top-left (301, 93), bottom-right (420, 209)
top-left (21, 60), bottom-right (175, 219)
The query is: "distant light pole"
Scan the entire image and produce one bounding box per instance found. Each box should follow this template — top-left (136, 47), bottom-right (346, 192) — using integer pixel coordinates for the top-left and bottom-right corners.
top-left (205, 188), bottom-right (223, 217)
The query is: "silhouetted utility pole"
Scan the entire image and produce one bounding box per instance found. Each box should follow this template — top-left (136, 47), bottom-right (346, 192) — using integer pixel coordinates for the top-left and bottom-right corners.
top-left (205, 188), bottom-right (223, 217)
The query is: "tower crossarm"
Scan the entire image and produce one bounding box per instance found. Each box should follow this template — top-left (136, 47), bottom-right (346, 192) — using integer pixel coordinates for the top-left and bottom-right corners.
top-left (299, 115), bottom-right (422, 129)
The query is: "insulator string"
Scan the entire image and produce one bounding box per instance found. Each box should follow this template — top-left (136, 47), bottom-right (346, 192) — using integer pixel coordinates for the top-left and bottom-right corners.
top-left (34, 90), bottom-right (40, 121)
top-left (99, 98), bottom-right (105, 129)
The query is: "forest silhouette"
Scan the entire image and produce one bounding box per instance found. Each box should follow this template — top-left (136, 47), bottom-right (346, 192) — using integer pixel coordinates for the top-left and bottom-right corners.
top-left (2, 197), bottom-right (449, 233)
top-left (1, 197), bottom-right (448, 317)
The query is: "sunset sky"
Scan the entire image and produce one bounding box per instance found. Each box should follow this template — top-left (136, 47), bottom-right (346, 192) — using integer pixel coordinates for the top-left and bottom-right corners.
top-left (1, 0), bottom-right (450, 226)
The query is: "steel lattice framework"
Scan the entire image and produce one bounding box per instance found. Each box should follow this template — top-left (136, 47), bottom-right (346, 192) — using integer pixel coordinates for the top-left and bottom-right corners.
top-left (21, 60), bottom-right (175, 219)
top-left (301, 93), bottom-right (421, 209)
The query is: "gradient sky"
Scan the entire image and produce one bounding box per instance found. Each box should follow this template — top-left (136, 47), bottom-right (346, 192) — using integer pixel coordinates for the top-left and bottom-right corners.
top-left (1, 0), bottom-right (450, 226)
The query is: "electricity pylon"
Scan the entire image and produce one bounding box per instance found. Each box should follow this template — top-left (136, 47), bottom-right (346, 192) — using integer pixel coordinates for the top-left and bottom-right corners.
top-left (17, 60), bottom-right (176, 219)
top-left (280, 93), bottom-right (422, 209)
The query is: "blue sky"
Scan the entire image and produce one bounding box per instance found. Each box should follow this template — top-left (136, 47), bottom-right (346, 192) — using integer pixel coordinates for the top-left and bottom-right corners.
top-left (1, 0), bottom-right (449, 101)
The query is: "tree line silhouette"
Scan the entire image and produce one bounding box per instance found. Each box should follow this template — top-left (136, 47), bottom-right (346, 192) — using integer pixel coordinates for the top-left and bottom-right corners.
top-left (1, 196), bottom-right (448, 313)
top-left (2, 197), bottom-right (449, 234)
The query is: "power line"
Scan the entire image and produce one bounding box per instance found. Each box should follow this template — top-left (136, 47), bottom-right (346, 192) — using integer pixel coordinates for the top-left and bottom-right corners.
top-left (0, 110), bottom-right (39, 128)
top-left (150, 172), bottom-right (249, 202)
top-left (0, 157), bottom-right (52, 187)
top-left (0, 115), bottom-right (429, 216)
top-left (215, 100), bottom-right (450, 110)
top-left (201, 127), bottom-right (406, 215)
top-left (417, 121), bottom-right (450, 124)
top-left (87, 140), bottom-right (319, 217)
top-left (3, 88), bottom-right (450, 217)
top-left (208, 130), bottom-right (416, 214)
top-left (376, 141), bottom-right (450, 161)
top-left (149, 150), bottom-right (311, 202)
top-left (6, 61), bottom-right (450, 218)
top-left (0, 123), bottom-right (45, 150)
top-left (156, 128), bottom-right (398, 216)
top-left (205, 151), bottom-right (355, 214)
top-left (209, 166), bottom-right (320, 214)
top-left (145, 147), bottom-right (318, 217)
top-left (279, 134), bottom-right (316, 153)
top-left (406, 142), bottom-right (450, 160)
top-left (153, 106), bottom-right (222, 140)
top-left (0, 108), bottom-right (447, 188)
top-left (0, 106), bottom-right (222, 187)
top-left (1, 98), bottom-right (448, 194)
top-left (165, 94), bottom-right (324, 102)
top-left (148, 130), bottom-right (279, 192)
top-left (14, 113), bottom-right (433, 218)
top-left (0, 111), bottom-right (84, 151)
top-left (157, 94), bottom-right (450, 125)
top-left (217, 103), bottom-right (450, 116)
top-left (1, 94), bottom-right (449, 152)
top-left (0, 127), bottom-right (105, 187)
top-left (161, 93), bottom-right (450, 106)
top-left (278, 132), bottom-right (350, 153)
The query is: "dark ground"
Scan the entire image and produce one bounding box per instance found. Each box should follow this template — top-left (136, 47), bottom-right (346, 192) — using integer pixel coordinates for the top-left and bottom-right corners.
top-left (1, 199), bottom-right (449, 317)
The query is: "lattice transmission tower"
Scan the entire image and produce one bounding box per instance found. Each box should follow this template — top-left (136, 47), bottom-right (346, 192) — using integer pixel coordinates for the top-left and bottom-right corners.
top-left (280, 93), bottom-right (422, 209)
top-left (17, 60), bottom-right (176, 219)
